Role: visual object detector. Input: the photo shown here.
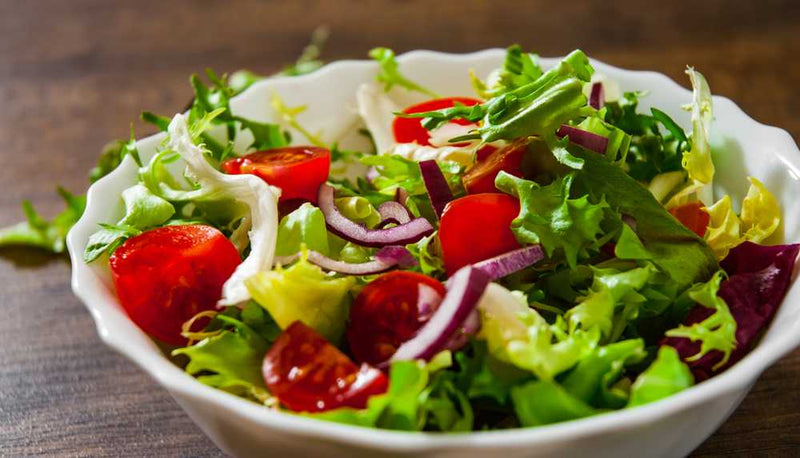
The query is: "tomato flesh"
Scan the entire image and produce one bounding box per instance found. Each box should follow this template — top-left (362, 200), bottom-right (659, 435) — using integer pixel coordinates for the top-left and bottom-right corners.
top-left (346, 271), bottom-right (446, 365)
top-left (109, 225), bottom-right (241, 345)
top-left (669, 202), bottom-right (710, 237)
top-left (463, 141), bottom-right (528, 194)
top-left (221, 146), bottom-right (331, 203)
top-left (439, 193), bottom-right (522, 275)
top-left (392, 97), bottom-right (482, 146)
top-left (263, 321), bottom-right (388, 412)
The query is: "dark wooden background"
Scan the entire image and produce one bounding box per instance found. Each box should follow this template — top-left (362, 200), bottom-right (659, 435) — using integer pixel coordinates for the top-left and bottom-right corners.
top-left (1, 0), bottom-right (799, 456)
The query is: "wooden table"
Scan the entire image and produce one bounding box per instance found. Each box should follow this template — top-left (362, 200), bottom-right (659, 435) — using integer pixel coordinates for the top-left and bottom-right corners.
top-left (1, 0), bottom-right (798, 455)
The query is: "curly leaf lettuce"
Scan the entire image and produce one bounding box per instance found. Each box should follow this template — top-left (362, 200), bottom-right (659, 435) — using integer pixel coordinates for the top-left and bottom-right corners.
top-left (496, 171), bottom-right (607, 268)
top-left (245, 254), bottom-right (355, 343)
top-left (173, 310), bottom-right (272, 402)
top-left (369, 47), bottom-right (439, 98)
top-left (477, 283), bottom-right (599, 380)
top-left (0, 187), bottom-right (85, 254)
top-left (665, 271), bottom-right (737, 370)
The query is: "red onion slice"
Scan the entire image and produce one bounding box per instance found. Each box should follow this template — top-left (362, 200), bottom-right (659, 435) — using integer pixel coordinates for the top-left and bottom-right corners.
top-left (318, 184), bottom-right (434, 247)
top-left (391, 266), bottom-right (490, 362)
top-left (416, 283), bottom-right (443, 322)
top-left (444, 309), bottom-right (481, 351)
top-left (274, 245), bottom-right (417, 275)
top-left (419, 160), bottom-right (453, 219)
top-left (395, 187), bottom-right (410, 205)
top-left (377, 201), bottom-right (412, 225)
top-left (556, 125), bottom-right (609, 155)
top-left (589, 82), bottom-right (604, 110)
top-left (366, 166), bottom-right (379, 183)
top-left (473, 245), bottom-right (544, 280)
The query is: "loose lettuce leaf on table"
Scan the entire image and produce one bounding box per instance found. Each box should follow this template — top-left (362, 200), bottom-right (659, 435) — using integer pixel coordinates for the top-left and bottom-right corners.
top-left (0, 187), bottom-right (85, 254)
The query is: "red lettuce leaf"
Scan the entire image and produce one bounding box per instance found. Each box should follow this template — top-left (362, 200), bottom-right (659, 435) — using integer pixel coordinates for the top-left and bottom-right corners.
top-left (663, 242), bottom-right (799, 381)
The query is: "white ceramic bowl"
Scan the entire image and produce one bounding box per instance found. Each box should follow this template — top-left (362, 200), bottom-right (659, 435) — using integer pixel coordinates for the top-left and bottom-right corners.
top-left (67, 49), bottom-right (800, 458)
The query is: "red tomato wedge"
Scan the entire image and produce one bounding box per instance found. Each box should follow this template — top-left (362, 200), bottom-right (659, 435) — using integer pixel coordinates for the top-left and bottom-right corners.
top-left (347, 271), bottom-right (446, 365)
top-left (463, 140), bottom-right (528, 194)
top-left (263, 321), bottom-right (388, 412)
top-left (109, 225), bottom-right (241, 345)
top-left (392, 97), bottom-right (482, 145)
top-left (669, 202), bottom-right (710, 237)
top-left (439, 193), bottom-right (522, 275)
top-left (221, 146), bottom-right (331, 203)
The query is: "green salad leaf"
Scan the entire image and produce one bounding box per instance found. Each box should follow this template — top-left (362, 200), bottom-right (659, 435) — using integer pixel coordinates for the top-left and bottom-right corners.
top-left (496, 171), bottom-right (607, 268)
top-left (628, 346), bottom-right (693, 407)
top-left (173, 307), bottom-right (273, 402)
top-left (275, 203), bottom-right (331, 257)
top-left (245, 254), bottom-right (355, 343)
top-left (0, 187), bottom-right (85, 253)
top-left (84, 184), bottom-right (175, 262)
top-left (665, 271), bottom-right (737, 369)
top-left (572, 149), bottom-right (718, 290)
top-left (369, 47), bottom-right (439, 98)
top-left (512, 379), bottom-right (598, 427)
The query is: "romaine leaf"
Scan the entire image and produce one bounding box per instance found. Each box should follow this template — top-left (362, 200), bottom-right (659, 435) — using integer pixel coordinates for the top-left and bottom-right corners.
top-left (572, 149), bottom-right (718, 291)
top-left (628, 346), bottom-right (693, 407)
top-left (0, 187), bottom-right (85, 254)
top-left (496, 171), bottom-right (607, 268)
top-left (245, 253), bottom-right (355, 343)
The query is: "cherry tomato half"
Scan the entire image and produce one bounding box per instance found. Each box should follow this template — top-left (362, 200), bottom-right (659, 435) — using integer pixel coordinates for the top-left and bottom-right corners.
top-left (463, 141), bottom-right (528, 194)
top-left (346, 271), bottom-right (446, 365)
top-left (109, 225), bottom-right (241, 345)
top-left (669, 202), bottom-right (710, 237)
top-left (392, 97), bottom-right (483, 146)
top-left (221, 146), bottom-right (331, 203)
top-left (263, 321), bottom-right (388, 412)
top-left (439, 193), bottom-right (521, 275)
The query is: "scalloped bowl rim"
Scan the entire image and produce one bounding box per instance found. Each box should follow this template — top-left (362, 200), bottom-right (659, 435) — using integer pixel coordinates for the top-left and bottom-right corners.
top-left (66, 48), bottom-right (800, 452)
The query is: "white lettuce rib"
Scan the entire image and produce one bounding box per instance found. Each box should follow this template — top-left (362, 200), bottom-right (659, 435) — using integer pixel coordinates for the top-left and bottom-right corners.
top-left (167, 114), bottom-right (280, 307)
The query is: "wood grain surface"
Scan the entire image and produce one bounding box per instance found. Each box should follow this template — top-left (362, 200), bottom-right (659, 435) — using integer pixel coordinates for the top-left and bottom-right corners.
top-left (1, 0), bottom-right (798, 456)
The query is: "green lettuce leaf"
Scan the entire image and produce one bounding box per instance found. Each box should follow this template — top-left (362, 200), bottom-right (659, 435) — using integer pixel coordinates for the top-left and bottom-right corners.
top-left (245, 254), bottom-right (355, 343)
top-left (560, 339), bottom-right (646, 408)
top-left (368, 47), bottom-right (439, 97)
top-left (480, 44), bottom-right (544, 97)
top-left (496, 171), bottom-right (607, 268)
top-left (84, 184), bottom-right (175, 262)
top-left (681, 68), bottom-right (715, 185)
top-left (511, 379), bottom-right (598, 427)
top-left (665, 271), bottom-right (737, 369)
top-left (275, 203), bottom-right (330, 257)
top-left (0, 187), bottom-right (85, 254)
top-left (478, 283), bottom-right (599, 380)
top-left (628, 346), bottom-right (693, 407)
top-left (572, 149), bottom-right (718, 291)
top-left (90, 124), bottom-right (142, 183)
top-left (308, 360), bottom-right (430, 430)
top-left (173, 308), bottom-right (273, 402)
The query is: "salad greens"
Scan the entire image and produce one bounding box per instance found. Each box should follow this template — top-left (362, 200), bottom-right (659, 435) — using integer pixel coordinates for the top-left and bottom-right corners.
top-left (21, 37), bottom-right (795, 433)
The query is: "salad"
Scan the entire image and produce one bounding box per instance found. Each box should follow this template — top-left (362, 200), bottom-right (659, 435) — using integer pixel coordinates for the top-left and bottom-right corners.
top-left (52, 44), bottom-right (800, 431)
